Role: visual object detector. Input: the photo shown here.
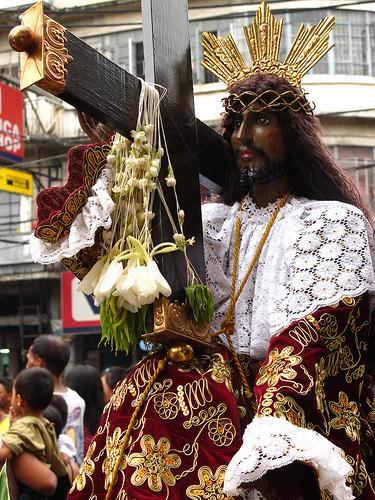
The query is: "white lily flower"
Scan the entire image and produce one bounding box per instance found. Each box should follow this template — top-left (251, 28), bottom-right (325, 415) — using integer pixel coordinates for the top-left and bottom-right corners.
top-left (112, 246), bottom-right (171, 310)
top-left (113, 258), bottom-right (140, 308)
top-left (137, 157), bottom-right (148, 168)
top-left (178, 210), bottom-right (185, 223)
top-left (125, 157), bottom-right (137, 168)
top-left (144, 124), bottom-right (154, 134)
top-left (133, 131), bottom-right (147, 143)
top-left (112, 142), bottom-right (125, 152)
top-left (92, 261), bottom-right (109, 304)
top-left (149, 166), bottom-right (158, 177)
top-left (140, 211), bottom-right (154, 223)
top-left (173, 233), bottom-right (185, 245)
top-left (147, 260), bottom-right (172, 297)
top-left (106, 154), bottom-right (116, 165)
top-left (76, 258), bottom-right (105, 295)
top-left (117, 295), bottom-right (138, 313)
top-left (127, 178), bottom-right (138, 188)
top-left (132, 265), bottom-right (159, 306)
top-left (94, 259), bottom-right (123, 304)
top-left (138, 178), bottom-right (148, 189)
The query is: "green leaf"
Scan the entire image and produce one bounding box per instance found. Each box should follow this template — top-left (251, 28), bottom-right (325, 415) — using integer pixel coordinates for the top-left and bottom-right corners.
top-left (184, 285), bottom-right (214, 327)
top-left (0, 464), bottom-right (10, 500)
top-left (99, 300), bottom-right (154, 354)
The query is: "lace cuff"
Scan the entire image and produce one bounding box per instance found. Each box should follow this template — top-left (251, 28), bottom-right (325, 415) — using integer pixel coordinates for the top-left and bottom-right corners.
top-left (223, 416), bottom-right (354, 500)
top-left (30, 166), bottom-right (114, 264)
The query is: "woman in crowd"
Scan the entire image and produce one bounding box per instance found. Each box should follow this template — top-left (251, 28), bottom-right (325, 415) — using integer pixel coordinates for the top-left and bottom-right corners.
top-left (101, 366), bottom-right (128, 404)
top-left (64, 365), bottom-right (104, 454)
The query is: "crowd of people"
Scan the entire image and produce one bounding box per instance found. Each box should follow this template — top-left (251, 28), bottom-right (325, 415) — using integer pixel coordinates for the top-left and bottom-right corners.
top-left (0, 334), bottom-right (128, 499)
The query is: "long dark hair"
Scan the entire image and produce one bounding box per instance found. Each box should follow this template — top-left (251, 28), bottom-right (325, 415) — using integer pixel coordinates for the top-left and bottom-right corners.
top-left (221, 74), bottom-right (372, 221)
top-left (64, 364), bottom-right (104, 435)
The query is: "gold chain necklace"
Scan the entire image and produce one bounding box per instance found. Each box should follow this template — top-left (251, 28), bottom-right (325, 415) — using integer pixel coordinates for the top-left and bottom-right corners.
top-left (213, 192), bottom-right (290, 410)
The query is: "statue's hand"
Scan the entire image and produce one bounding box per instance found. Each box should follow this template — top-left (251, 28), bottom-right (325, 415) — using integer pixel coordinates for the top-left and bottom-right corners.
top-left (77, 110), bottom-right (113, 143)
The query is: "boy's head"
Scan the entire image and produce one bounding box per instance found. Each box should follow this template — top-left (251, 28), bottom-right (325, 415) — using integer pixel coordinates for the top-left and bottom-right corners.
top-left (43, 404), bottom-right (64, 437)
top-left (26, 335), bottom-right (70, 377)
top-left (13, 368), bottom-right (54, 412)
top-left (50, 394), bottom-right (68, 428)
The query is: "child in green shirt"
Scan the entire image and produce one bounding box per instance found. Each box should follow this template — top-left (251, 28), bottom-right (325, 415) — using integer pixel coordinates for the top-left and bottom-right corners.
top-left (0, 368), bottom-right (66, 480)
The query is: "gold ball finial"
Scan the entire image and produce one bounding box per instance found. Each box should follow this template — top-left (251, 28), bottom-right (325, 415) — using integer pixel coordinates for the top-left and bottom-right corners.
top-left (167, 343), bottom-right (194, 364)
top-left (9, 25), bottom-right (36, 53)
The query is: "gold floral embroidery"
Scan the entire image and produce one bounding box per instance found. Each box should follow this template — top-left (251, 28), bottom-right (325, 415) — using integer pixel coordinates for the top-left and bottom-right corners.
top-left (186, 465), bottom-right (234, 500)
top-left (315, 358), bottom-right (326, 414)
top-left (340, 346), bottom-right (354, 370)
top-left (184, 403), bottom-right (227, 431)
top-left (256, 346), bottom-right (302, 387)
top-left (318, 313), bottom-right (341, 351)
top-left (111, 380), bottom-right (128, 410)
top-left (103, 427), bottom-right (127, 490)
top-left (127, 434), bottom-right (181, 492)
top-left (70, 440), bottom-right (96, 492)
top-left (259, 386), bottom-right (278, 417)
top-left (366, 397), bottom-right (375, 423)
top-left (330, 392), bottom-right (360, 441)
top-left (345, 454), bottom-right (373, 497)
top-left (370, 473), bottom-right (375, 493)
top-left (321, 489), bottom-right (334, 500)
top-left (177, 384), bottom-right (189, 417)
top-left (273, 393), bottom-right (307, 427)
top-left (153, 392), bottom-right (180, 420)
top-left (342, 296), bottom-right (356, 307)
top-left (207, 418), bottom-right (236, 446)
top-left (306, 314), bottom-right (321, 331)
top-left (288, 317), bottom-right (320, 350)
top-left (209, 353), bottom-right (233, 393)
top-left (355, 462), bottom-right (370, 497)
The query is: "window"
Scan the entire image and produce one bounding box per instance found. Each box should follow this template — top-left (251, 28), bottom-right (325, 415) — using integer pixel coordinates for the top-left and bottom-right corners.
top-left (335, 145), bottom-right (375, 209)
top-left (84, 9), bottom-right (375, 83)
top-left (190, 18), bottom-right (233, 84)
top-left (135, 42), bottom-right (145, 80)
top-left (334, 14), bottom-right (369, 76)
top-left (0, 191), bottom-right (20, 235)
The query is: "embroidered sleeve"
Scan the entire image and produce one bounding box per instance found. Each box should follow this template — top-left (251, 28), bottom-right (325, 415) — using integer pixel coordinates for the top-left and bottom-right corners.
top-left (270, 202), bottom-right (375, 335)
top-left (224, 294), bottom-right (374, 499)
top-left (30, 165), bottom-right (114, 264)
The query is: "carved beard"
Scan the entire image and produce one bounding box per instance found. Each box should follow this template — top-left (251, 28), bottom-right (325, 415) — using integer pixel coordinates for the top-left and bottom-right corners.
top-left (239, 158), bottom-right (287, 188)
top-left (223, 151), bottom-right (288, 204)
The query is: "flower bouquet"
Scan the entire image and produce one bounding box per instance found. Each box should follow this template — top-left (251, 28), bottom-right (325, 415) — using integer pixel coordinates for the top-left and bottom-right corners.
top-left (76, 81), bottom-right (214, 352)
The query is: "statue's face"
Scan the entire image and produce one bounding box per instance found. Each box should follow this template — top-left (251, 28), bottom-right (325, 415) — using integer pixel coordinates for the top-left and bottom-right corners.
top-left (230, 105), bottom-right (286, 184)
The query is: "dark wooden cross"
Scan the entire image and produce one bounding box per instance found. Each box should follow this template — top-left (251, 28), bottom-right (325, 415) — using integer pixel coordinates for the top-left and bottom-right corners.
top-left (10, 0), bottom-right (228, 298)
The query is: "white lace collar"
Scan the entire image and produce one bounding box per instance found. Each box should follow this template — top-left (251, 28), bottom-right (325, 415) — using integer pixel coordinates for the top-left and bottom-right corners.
top-left (202, 197), bottom-right (375, 358)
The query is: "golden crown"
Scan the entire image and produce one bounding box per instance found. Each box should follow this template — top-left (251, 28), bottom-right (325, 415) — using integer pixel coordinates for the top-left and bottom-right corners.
top-left (201, 1), bottom-right (335, 89)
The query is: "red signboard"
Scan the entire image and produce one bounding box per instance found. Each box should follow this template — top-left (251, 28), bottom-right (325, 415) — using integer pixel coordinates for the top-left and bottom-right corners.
top-left (61, 272), bottom-right (101, 334)
top-left (0, 82), bottom-right (24, 162)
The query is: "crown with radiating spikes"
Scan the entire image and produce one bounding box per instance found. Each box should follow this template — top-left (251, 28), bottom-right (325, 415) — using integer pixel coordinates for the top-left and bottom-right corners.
top-left (201, 1), bottom-right (335, 90)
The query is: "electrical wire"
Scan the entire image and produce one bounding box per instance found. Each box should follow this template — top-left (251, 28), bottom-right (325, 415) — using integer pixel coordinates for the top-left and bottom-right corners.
top-left (0, 238), bottom-right (27, 245)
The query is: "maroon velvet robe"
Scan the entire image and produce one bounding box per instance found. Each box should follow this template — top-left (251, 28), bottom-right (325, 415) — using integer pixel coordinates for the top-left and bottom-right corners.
top-left (68, 294), bottom-right (374, 499)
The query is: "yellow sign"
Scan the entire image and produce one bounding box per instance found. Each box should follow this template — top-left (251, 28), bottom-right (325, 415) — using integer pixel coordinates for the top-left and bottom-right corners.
top-left (0, 167), bottom-right (33, 196)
